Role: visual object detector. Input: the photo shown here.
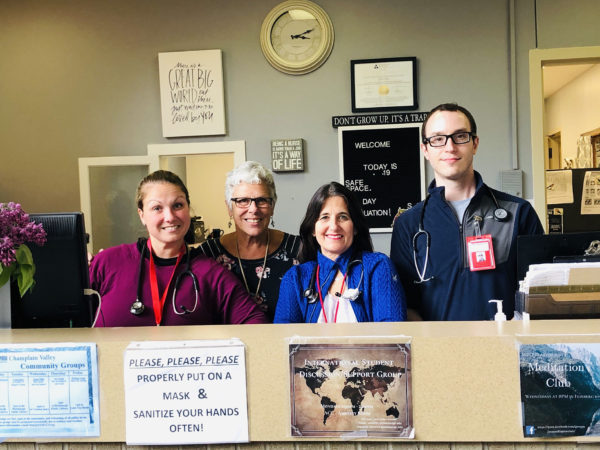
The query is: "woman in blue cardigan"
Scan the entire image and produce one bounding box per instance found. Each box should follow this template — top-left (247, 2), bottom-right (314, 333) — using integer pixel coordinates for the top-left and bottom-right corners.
top-left (274, 182), bottom-right (406, 323)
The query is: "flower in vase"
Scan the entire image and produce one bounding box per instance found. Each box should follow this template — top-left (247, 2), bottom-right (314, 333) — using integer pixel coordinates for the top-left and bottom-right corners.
top-left (0, 202), bottom-right (47, 296)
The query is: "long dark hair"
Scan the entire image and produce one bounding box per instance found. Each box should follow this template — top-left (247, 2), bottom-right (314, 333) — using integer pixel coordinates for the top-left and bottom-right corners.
top-left (298, 182), bottom-right (373, 263)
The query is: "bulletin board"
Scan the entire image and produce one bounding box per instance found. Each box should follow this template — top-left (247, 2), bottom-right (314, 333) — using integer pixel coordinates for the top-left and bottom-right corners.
top-left (338, 124), bottom-right (425, 232)
top-left (546, 168), bottom-right (600, 233)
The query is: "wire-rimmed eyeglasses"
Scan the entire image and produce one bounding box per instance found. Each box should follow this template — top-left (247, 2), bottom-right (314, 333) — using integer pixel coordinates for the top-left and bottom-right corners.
top-left (422, 131), bottom-right (476, 147)
top-left (230, 197), bottom-right (273, 208)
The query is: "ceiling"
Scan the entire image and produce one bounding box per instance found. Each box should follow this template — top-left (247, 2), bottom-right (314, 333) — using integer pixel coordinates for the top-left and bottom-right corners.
top-left (543, 63), bottom-right (595, 98)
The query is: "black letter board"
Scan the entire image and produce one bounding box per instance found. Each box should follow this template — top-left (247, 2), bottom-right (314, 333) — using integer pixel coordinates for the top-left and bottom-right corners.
top-left (339, 124), bottom-right (424, 232)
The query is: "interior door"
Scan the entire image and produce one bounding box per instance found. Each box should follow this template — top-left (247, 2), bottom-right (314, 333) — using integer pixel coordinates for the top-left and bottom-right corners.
top-left (78, 156), bottom-right (153, 253)
top-left (529, 46), bottom-right (600, 231)
top-left (147, 141), bottom-right (246, 240)
top-left (546, 132), bottom-right (562, 170)
top-left (79, 141), bottom-right (245, 253)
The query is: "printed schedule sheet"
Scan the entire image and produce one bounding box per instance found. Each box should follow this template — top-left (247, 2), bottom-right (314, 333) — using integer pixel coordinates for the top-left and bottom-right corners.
top-left (0, 343), bottom-right (100, 438)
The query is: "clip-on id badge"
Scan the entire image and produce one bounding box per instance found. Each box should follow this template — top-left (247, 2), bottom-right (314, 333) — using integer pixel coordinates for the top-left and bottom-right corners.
top-left (466, 234), bottom-right (496, 271)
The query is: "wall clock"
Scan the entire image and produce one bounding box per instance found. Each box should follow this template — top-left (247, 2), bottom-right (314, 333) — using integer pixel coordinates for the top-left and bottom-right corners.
top-left (260, 0), bottom-right (334, 75)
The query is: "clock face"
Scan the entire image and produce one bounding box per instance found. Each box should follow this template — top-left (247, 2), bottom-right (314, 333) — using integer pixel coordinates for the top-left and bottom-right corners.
top-left (260, 0), bottom-right (334, 75)
top-left (270, 10), bottom-right (323, 63)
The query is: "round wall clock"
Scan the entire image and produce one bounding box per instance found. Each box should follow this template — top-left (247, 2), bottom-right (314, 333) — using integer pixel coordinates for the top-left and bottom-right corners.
top-left (260, 0), bottom-right (334, 75)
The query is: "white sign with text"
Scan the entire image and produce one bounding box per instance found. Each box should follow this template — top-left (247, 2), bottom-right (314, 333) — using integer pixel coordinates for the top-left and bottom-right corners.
top-left (124, 339), bottom-right (248, 445)
top-left (158, 49), bottom-right (226, 137)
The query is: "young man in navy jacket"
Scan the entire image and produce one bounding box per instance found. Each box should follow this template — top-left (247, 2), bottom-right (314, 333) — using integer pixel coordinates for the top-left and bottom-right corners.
top-left (390, 103), bottom-right (543, 321)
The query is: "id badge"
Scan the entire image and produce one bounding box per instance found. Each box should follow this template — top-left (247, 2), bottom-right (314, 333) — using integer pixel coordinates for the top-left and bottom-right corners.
top-left (466, 234), bottom-right (496, 271)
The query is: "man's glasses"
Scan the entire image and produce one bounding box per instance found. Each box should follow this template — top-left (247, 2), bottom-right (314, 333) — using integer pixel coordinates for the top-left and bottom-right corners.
top-left (422, 131), bottom-right (475, 147)
top-left (230, 197), bottom-right (273, 208)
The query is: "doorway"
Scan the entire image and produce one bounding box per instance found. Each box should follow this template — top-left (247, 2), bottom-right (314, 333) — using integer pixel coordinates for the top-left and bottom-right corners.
top-left (79, 141), bottom-right (245, 253)
top-left (529, 45), bottom-right (600, 231)
top-left (546, 132), bottom-right (562, 170)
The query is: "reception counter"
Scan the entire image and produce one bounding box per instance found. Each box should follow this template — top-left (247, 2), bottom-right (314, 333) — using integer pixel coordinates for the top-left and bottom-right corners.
top-left (1, 319), bottom-right (600, 448)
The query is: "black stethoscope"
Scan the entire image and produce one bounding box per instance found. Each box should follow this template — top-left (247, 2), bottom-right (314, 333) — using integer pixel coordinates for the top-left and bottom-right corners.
top-left (303, 257), bottom-right (364, 303)
top-left (413, 186), bottom-right (509, 283)
top-left (130, 241), bottom-right (199, 316)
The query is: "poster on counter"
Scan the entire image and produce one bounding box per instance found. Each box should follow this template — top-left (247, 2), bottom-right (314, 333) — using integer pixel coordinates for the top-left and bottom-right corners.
top-left (519, 343), bottom-right (600, 437)
top-left (289, 343), bottom-right (413, 438)
top-left (158, 49), bottom-right (226, 137)
top-left (123, 339), bottom-right (248, 446)
top-left (0, 343), bottom-right (100, 438)
top-left (338, 124), bottom-right (425, 232)
top-left (581, 170), bottom-right (600, 215)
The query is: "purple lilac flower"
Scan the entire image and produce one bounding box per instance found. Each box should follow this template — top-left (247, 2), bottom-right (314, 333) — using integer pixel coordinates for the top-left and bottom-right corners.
top-left (0, 202), bottom-right (47, 267)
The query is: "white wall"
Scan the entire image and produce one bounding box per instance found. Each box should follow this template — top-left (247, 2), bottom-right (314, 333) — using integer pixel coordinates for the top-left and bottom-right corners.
top-left (545, 64), bottom-right (600, 164)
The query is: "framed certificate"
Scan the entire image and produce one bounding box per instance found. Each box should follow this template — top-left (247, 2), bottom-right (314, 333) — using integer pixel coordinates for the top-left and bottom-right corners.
top-left (351, 57), bottom-right (418, 112)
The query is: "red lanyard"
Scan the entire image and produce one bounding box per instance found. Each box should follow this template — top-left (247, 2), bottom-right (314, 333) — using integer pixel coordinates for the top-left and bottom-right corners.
top-left (315, 265), bottom-right (347, 323)
top-left (147, 240), bottom-right (184, 326)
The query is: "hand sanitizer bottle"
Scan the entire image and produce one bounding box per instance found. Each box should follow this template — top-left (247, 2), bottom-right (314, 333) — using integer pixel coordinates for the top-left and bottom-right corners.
top-left (488, 299), bottom-right (506, 322)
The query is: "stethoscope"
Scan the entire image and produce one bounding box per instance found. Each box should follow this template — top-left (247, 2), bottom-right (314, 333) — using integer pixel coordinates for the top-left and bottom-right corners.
top-left (129, 241), bottom-right (199, 316)
top-left (303, 257), bottom-right (364, 303)
top-left (413, 186), bottom-right (509, 284)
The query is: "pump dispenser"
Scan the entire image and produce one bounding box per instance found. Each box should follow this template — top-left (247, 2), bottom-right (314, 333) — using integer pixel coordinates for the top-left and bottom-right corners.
top-left (488, 299), bottom-right (506, 322)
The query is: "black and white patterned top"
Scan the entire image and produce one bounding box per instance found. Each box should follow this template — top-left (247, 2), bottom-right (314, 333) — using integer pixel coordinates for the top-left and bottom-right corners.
top-left (193, 233), bottom-right (300, 322)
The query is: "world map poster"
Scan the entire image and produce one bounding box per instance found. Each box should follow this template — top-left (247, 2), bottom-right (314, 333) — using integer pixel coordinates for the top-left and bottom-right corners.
top-left (289, 343), bottom-right (412, 438)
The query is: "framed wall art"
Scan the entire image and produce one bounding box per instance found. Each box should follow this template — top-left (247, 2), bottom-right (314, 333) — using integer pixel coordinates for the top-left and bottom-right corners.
top-left (351, 57), bottom-right (418, 113)
top-left (158, 49), bottom-right (226, 137)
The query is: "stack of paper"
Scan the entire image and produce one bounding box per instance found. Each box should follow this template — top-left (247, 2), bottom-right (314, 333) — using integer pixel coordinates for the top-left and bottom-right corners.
top-left (519, 262), bottom-right (600, 294)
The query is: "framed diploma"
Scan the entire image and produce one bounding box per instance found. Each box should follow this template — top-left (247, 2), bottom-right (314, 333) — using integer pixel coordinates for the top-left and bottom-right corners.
top-left (351, 57), bottom-right (418, 113)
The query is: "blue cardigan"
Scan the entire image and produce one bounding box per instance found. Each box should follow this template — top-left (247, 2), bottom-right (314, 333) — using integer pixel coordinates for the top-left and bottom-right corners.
top-left (273, 247), bottom-right (407, 323)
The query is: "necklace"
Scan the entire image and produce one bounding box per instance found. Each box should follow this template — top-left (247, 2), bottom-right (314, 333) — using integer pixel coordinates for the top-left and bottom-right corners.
top-left (235, 230), bottom-right (270, 298)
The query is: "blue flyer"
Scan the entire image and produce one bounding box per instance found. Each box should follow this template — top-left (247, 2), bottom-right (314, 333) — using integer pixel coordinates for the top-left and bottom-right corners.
top-left (520, 343), bottom-right (600, 437)
top-left (0, 342), bottom-right (100, 438)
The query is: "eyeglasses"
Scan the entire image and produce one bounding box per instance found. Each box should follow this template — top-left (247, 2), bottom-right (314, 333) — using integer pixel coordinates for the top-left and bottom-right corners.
top-left (422, 131), bottom-right (475, 147)
top-left (230, 197), bottom-right (273, 208)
